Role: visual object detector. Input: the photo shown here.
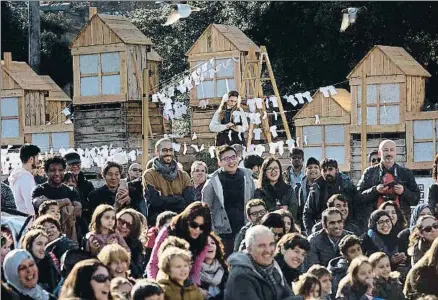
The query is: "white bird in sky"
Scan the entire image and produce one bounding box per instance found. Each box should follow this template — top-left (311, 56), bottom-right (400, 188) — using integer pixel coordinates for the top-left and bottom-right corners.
top-left (162, 3), bottom-right (202, 26)
top-left (340, 7), bottom-right (366, 32)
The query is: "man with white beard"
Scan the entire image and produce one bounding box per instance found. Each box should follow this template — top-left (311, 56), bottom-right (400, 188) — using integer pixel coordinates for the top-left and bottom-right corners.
top-left (356, 139), bottom-right (420, 230)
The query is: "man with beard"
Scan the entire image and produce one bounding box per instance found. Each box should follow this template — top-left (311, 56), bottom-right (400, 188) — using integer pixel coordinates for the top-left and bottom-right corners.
top-left (143, 138), bottom-right (195, 225)
top-left (8, 145), bottom-right (41, 215)
top-left (202, 145), bottom-right (256, 257)
top-left (233, 199), bottom-right (267, 252)
top-left (296, 157), bottom-right (321, 230)
top-left (305, 208), bottom-right (353, 271)
top-left (357, 139), bottom-right (420, 229)
top-left (31, 156), bottom-right (81, 241)
top-left (303, 158), bottom-right (356, 235)
top-left (284, 148), bottom-right (306, 188)
top-left (63, 152), bottom-right (95, 223)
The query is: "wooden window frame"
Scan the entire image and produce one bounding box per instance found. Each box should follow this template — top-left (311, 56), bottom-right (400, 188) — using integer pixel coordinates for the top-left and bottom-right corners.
top-left (194, 58), bottom-right (235, 100)
top-left (1, 97), bottom-right (20, 138)
top-left (356, 83), bottom-right (401, 126)
top-left (79, 52), bottom-right (121, 96)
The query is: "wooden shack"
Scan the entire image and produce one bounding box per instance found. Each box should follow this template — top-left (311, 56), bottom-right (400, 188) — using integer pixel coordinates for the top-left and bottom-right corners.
top-left (346, 45), bottom-right (432, 180)
top-left (175, 24), bottom-right (261, 167)
top-left (293, 89), bottom-right (352, 172)
top-left (69, 9), bottom-right (164, 153)
top-left (1, 52), bottom-right (74, 150)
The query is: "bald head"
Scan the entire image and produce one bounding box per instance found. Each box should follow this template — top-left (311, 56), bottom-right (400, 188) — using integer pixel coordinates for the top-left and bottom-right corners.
top-left (378, 140), bottom-right (396, 168)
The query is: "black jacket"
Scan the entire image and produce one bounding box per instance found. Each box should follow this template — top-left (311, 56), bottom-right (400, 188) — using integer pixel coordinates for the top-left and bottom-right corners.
top-left (274, 254), bottom-right (302, 285)
top-left (36, 255), bottom-right (61, 294)
top-left (76, 171), bottom-right (95, 223)
top-left (356, 163), bottom-right (420, 229)
top-left (428, 183), bottom-right (438, 213)
top-left (374, 277), bottom-right (406, 300)
top-left (45, 235), bottom-right (78, 262)
top-left (303, 173), bottom-right (357, 235)
top-left (254, 182), bottom-right (298, 219)
top-left (88, 184), bottom-right (139, 215)
top-left (125, 237), bottom-right (146, 279)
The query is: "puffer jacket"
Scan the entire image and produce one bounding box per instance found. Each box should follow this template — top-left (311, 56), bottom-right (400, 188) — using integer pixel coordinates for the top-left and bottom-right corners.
top-left (303, 173), bottom-right (357, 235)
top-left (374, 276), bottom-right (406, 300)
top-left (356, 163), bottom-right (420, 230)
top-left (327, 256), bottom-right (349, 299)
top-left (158, 278), bottom-right (203, 300)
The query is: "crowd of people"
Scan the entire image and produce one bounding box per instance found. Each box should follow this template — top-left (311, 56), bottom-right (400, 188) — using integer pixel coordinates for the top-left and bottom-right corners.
top-left (1, 133), bottom-right (438, 299)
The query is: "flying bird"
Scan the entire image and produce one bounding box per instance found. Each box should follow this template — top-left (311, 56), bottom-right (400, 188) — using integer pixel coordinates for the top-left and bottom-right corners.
top-left (340, 7), bottom-right (366, 32)
top-left (162, 3), bottom-right (202, 26)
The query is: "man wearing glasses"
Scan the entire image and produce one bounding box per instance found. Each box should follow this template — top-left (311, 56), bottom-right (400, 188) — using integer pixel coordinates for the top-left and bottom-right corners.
top-left (202, 145), bottom-right (256, 257)
top-left (368, 150), bottom-right (380, 167)
top-left (143, 138), bottom-right (195, 225)
top-left (357, 139), bottom-right (420, 231)
top-left (124, 163), bottom-right (142, 183)
top-left (284, 148), bottom-right (306, 188)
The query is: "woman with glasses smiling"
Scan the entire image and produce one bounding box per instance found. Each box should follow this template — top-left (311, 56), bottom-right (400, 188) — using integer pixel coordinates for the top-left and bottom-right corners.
top-left (254, 157), bottom-right (298, 220)
top-left (408, 215), bottom-right (438, 265)
top-left (146, 202), bottom-right (212, 286)
top-left (360, 210), bottom-right (407, 272)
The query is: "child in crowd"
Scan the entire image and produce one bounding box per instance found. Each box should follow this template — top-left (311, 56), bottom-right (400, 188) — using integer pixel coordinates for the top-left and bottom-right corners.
top-left (38, 200), bottom-right (61, 221)
top-left (111, 277), bottom-right (133, 299)
top-left (307, 265), bottom-right (333, 300)
top-left (293, 273), bottom-right (322, 300)
top-left (336, 256), bottom-right (384, 299)
top-left (145, 211), bottom-right (177, 259)
top-left (328, 235), bottom-right (363, 298)
top-left (158, 247), bottom-right (203, 300)
top-left (369, 252), bottom-right (405, 300)
top-left (86, 204), bottom-right (129, 255)
top-left (131, 279), bottom-right (164, 300)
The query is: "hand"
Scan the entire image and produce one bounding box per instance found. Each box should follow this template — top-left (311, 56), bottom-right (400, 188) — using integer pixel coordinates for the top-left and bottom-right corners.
top-left (90, 239), bottom-right (101, 252)
top-left (391, 253), bottom-right (405, 264)
top-left (394, 184), bottom-right (404, 195)
top-left (116, 188), bottom-right (130, 205)
top-left (365, 277), bottom-right (374, 292)
top-left (226, 122), bottom-right (234, 129)
top-left (201, 289), bottom-right (209, 299)
top-left (376, 184), bottom-right (390, 194)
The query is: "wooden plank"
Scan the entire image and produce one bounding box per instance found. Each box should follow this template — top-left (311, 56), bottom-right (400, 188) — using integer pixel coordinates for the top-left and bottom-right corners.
top-left (40, 92), bottom-right (46, 125)
top-left (1, 89), bottom-right (24, 97)
top-left (73, 94), bottom-right (127, 105)
top-left (71, 43), bottom-right (126, 55)
top-left (350, 124), bottom-right (406, 134)
top-left (349, 75), bottom-right (406, 86)
top-left (294, 115), bottom-right (350, 126)
top-left (0, 137), bottom-right (24, 146)
top-left (188, 50), bottom-right (241, 61)
top-left (361, 69), bottom-right (367, 172)
top-left (405, 111), bottom-right (438, 121)
top-left (406, 161), bottom-right (433, 170)
top-left (24, 123), bottom-right (73, 134)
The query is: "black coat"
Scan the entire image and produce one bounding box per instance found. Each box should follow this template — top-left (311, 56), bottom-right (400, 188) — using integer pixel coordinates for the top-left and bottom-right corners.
top-left (357, 163), bottom-right (420, 229)
top-left (374, 277), bottom-right (406, 300)
top-left (254, 182), bottom-right (298, 220)
top-left (88, 184), bottom-right (139, 214)
top-left (274, 254), bottom-right (301, 285)
top-left (125, 237), bottom-right (146, 279)
top-left (428, 183), bottom-right (438, 214)
top-left (45, 235), bottom-right (78, 262)
top-left (76, 171), bottom-right (95, 223)
top-left (36, 255), bottom-right (61, 294)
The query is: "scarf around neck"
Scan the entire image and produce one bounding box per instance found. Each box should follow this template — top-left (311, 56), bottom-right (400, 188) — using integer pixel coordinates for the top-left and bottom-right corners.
top-left (200, 259), bottom-right (225, 287)
top-left (153, 158), bottom-right (178, 181)
top-left (367, 229), bottom-right (398, 256)
top-left (250, 256), bottom-right (281, 300)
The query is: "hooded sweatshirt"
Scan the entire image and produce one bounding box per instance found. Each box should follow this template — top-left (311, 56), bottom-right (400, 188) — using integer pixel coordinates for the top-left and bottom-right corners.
top-left (327, 256), bottom-right (349, 299)
top-left (8, 167), bottom-right (36, 215)
top-left (225, 252), bottom-right (297, 300)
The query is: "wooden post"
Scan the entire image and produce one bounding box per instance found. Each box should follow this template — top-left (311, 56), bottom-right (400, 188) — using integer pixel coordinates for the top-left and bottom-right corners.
top-left (89, 7), bottom-right (98, 19)
top-left (3, 52), bottom-right (12, 69)
top-left (142, 68), bottom-right (150, 169)
top-left (361, 68), bottom-right (368, 171)
top-left (28, 1), bottom-right (40, 73)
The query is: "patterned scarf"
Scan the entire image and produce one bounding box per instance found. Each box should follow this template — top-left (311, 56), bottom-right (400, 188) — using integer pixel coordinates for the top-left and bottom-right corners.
top-left (250, 256), bottom-right (281, 300)
top-left (153, 158), bottom-right (178, 181)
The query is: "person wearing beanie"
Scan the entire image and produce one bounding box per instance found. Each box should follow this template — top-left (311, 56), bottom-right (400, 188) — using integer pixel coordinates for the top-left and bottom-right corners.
top-left (63, 151), bottom-right (95, 223)
top-left (295, 157), bottom-right (321, 230)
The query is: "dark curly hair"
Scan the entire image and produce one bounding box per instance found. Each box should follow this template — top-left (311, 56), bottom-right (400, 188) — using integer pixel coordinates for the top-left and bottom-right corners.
top-left (209, 232), bottom-right (229, 271)
top-left (169, 201), bottom-right (212, 257)
top-left (44, 155), bottom-right (66, 173)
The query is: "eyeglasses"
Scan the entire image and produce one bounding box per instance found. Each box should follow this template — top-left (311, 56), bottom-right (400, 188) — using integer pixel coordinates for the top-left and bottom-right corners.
top-left (117, 218), bottom-right (133, 230)
top-left (189, 221), bottom-right (207, 232)
top-left (266, 166), bottom-right (280, 173)
top-left (160, 148), bottom-right (173, 153)
top-left (131, 168), bottom-right (142, 172)
top-left (221, 155), bottom-right (237, 163)
top-left (377, 219), bottom-right (392, 226)
top-left (422, 223), bottom-right (438, 233)
top-left (91, 274), bottom-right (110, 283)
top-left (371, 158), bottom-right (381, 163)
top-left (291, 156), bottom-right (303, 160)
top-left (249, 209), bottom-right (267, 218)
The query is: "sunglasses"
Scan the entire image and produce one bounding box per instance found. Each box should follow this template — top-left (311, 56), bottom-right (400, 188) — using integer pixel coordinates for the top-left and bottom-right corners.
top-left (117, 218), bottom-right (133, 230)
top-left (371, 158), bottom-right (381, 163)
top-left (92, 274), bottom-right (110, 283)
top-left (422, 223), bottom-right (438, 233)
top-left (131, 168), bottom-right (142, 172)
top-left (189, 221), bottom-right (207, 232)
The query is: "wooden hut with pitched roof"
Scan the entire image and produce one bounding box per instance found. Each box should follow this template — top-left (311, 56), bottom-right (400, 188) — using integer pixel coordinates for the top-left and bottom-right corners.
top-left (293, 88), bottom-right (352, 172)
top-left (1, 52), bottom-right (74, 150)
top-left (70, 8), bottom-right (166, 152)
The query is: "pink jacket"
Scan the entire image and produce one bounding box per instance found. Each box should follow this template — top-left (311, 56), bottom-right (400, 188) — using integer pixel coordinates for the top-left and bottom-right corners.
top-left (146, 226), bottom-right (208, 286)
top-left (86, 231), bottom-right (130, 256)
